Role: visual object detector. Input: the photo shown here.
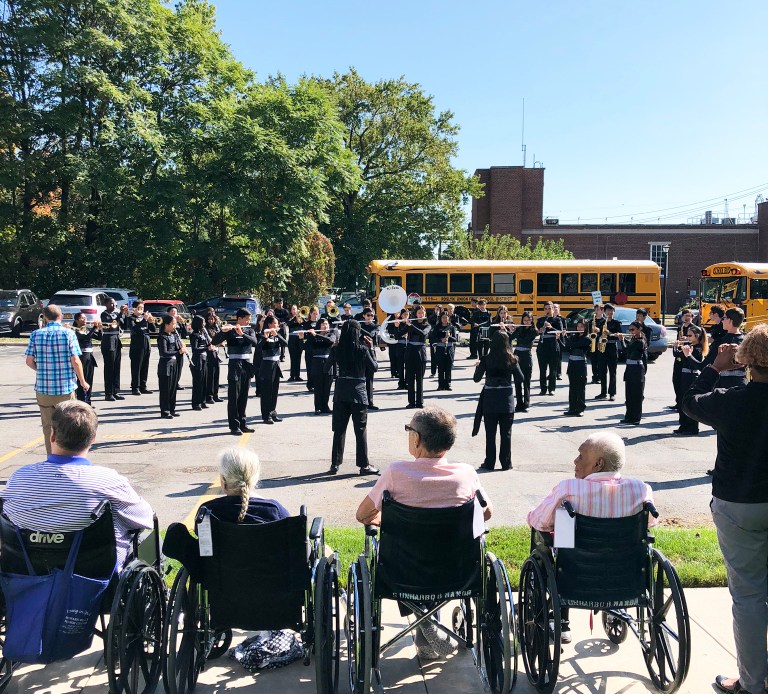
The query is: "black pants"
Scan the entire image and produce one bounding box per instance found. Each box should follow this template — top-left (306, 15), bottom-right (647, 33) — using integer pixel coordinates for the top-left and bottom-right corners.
top-left (312, 359), bottom-right (332, 412)
top-left (331, 401), bottom-right (368, 468)
top-left (483, 412), bottom-right (513, 470)
top-left (365, 369), bottom-right (375, 407)
top-left (435, 347), bottom-right (453, 389)
top-left (469, 329), bottom-right (478, 358)
top-left (537, 346), bottom-right (559, 393)
top-left (130, 341), bottom-right (150, 391)
top-left (158, 359), bottom-right (178, 415)
top-left (175, 353), bottom-right (184, 389)
top-left (304, 346), bottom-right (314, 390)
top-left (288, 337), bottom-right (303, 380)
top-left (101, 347), bottom-right (121, 396)
top-left (567, 369), bottom-right (587, 414)
top-left (388, 343), bottom-right (398, 378)
top-left (226, 361), bottom-right (251, 430)
top-left (514, 349), bottom-right (532, 406)
top-left (672, 361), bottom-right (683, 406)
top-left (478, 335), bottom-right (490, 358)
top-left (259, 360), bottom-right (280, 420)
top-left (405, 347), bottom-right (426, 407)
top-left (430, 343), bottom-right (437, 376)
top-left (624, 370), bottom-right (644, 422)
top-left (191, 354), bottom-right (208, 407)
top-left (206, 354), bottom-right (220, 400)
top-left (77, 352), bottom-right (96, 404)
top-left (604, 344), bottom-right (618, 396)
top-left (393, 344), bottom-right (406, 386)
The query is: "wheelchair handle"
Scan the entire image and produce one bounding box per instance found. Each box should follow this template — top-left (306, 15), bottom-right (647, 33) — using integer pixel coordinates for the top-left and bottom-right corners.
top-left (476, 489), bottom-right (488, 508)
top-left (644, 501), bottom-right (660, 519)
top-left (309, 517), bottom-right (324, 540)
top-left (561, 499), bottom-right (576, 517)
top-left (91, 500), bottom-right (111, 520)
top-left (364, 525), bottom-right (378, 537)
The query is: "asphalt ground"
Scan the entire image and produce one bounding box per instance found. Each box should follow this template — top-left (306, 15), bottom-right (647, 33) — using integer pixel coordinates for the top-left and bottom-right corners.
top-left (0, 340), bottom-right (716, 529)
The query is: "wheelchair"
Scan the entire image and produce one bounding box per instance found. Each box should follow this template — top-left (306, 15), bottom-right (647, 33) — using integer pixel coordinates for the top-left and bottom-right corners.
top-left (0, 501), bottom-right (166, 694)
top-left (518, 500), bottom-right (690, 694)
top-left (162, 505), bottom-right (340, 694)
top-left (347, 491), bottom-right (517, 694)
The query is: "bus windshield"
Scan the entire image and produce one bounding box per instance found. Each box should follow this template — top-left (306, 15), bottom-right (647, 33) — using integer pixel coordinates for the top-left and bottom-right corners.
top-left (701, 277), bottom-right (746, 305)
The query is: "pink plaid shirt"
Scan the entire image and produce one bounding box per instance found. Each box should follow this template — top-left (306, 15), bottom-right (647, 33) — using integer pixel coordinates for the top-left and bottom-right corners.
top-left (526, 473), bottom-right (656, 532)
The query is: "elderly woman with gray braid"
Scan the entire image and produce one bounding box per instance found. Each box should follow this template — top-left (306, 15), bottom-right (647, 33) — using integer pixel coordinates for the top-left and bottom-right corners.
top-left (163, 448), bottom-right (289, 579)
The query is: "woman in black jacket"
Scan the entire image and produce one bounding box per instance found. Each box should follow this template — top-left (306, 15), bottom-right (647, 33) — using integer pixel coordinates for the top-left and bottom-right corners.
top-left (157, 314), bottom-right (186, 419)
top-left (286, 304), bottom-right (307, 382)
top-left (305, 318), bottom-right (334, 414)
top-left (259, 315), bottom-right (286, 424)
top-left (432, 311), bottom-right (458, 391)
top-left (510, 311), bottom-right (537, 411)
top-left (204, 312), bottom-right (222, 403)
top-left (189, 315), bottom-right (212, 411)
top-left (72, 312), bottom-right (101, 405)
top-left (620, 322), bottom-right (648, 425)
top-left (675, 325), bottom-right (708, 435)
top-left (473, 330), bottom-right (524, 471)
top-left (328, 320), bottom-right (379, 476)
top-left (564, 319), bottom-right (591, 417)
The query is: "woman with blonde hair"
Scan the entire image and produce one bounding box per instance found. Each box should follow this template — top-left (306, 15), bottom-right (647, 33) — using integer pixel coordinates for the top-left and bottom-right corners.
top-left (675, 325), bottom-right (709, 436)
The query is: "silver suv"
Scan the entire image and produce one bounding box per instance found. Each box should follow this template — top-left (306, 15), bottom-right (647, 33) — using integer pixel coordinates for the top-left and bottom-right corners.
top-left (0, 289), bottom-right (44, 336)
top-left (48, 290), bottom-right (111, 325)
top-left (76, 287), bottom-right (138, 309)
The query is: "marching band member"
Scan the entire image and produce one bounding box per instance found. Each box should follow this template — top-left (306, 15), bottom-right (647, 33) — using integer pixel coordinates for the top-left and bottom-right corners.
top-left (669, 308), bottom-right (696, 411)
top-left (472, 299), bottom-right (492, 359)
top-left (716, 308), bottom-right (748, 389)
top-left (286, 304), bottom-right (306, 382)
top-left (563, 319), bottom-right (591, 417)
top-left (675, 325), bottom-right (708, 436)
top-left (394, 307), bottom-right (409, 389)
top-left (100, 298), bottom-right (128, 401)
top-left (157, 314), bottom-right (185, 419)
top-left (72, 312), bottom-right (100, 405)
top-left (428, 303), bottom-right (443, 377)
top-left (211, 308), bottom-right (259, 435)
top-left (204, 311), bottom-right (223, 403)
top-left (468, 298), bottom-right (480, 359)
top-left (510, 311), bottom-right (536, 411)
top-left (305, 306), bottom-right (320, 391)
top-left (354, 298), bottom-right (375, 322)
top-left (472, 330), bottom-right (523, 471)
top-left (304, 318), bottom-right (334, 414)
top-left (166, 306), bottom-right (186, 391)
top-left (703, 305), bottom-right (726, 367)
top-left (490, 305), bottom-right (513, 337)
top-left (189, 315), bottom-right (213, 411)
top-left (590, 304), bottom-right (607, 387)
top-left (259, 314), bottom-right (286, 424)
top-left (553, 303), bottom-right (565, 379)
top-left (404, 306), bottom-right (430, 409)
top-left (359, 309), bottom-right (380, 410)
top-left (597, 304), bottom-right (623, 401)
top-left (432, 311), bottom-right (458, 391)
top-left (620, 321), bottom-right (647, 425)
top-left (340, 303), bottom-right (354, 322)
top-left (536, 302), bottom-right (563, 396)
top-left (272, 298), bottom-right (290, 362)
top-left (126, 301), bottom-right (155, 396)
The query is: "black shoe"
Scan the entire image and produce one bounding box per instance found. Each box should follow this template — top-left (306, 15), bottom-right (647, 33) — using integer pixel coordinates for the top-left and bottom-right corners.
top-left (327, 465), bottom-right (339, 475)
top-left (263, 417), bottom-right (274, 424)
top-left (230, 428), bottom-right (242, 436)
top-left (405, 403), bottom-right (417, 409)
top-left (271, 413), bottom-right (282, 422)
top-left (500, 465), bottom-right (513, 471)
top-left (177, 385), bottom-right (186, 390)
top-left (445, 385), bottom-right (452, 391)
top-left (105, 395), bottom-right (115, 402)
top-left (131, 389), bottom-right (141, 395)
top-left (479, 463), bottom-right (495, 471)
top-left (665, 405), bottom-right (679, 411)
top-left (368, 405), bottom-right (380, 411)
top-left (213, 396), bottom-right (224, 402)
top-left (556, 376), bottom-right (562, 381)
top-left (279, 356), bottom-right (285, 362)
top-left (714, 675), bottom-right (752, 694)
top-left (706, 469), bottom-right (714, 476)
top-left (240, 425), bottom-right (255, 433)
top-left (359, 466), bottom-right (380, 476)
top-left (320, 408), bottom-right (332, 414)
top-left (171, 412), bottom-right (180, 417)
top-left (201, 403), bottom-right (208, 409)
top-left (595, 394), bottom-right (607, 400)
top-left (547, 391), bottom-right (555, 396)
top-left (619, 419), bottom-right (640, 425)
top-left (609, 395), bottom-right (615, 401)
top-left (192, 405), bottom-right (203, 411)
top-left (563, 411), bottom-right (582, 417)
top-left (113, 393), bottom-right (125, 400)
top-left (296, 377), bottom-right (304, 382)
top-left (140, 388), bottom-right (153, 394)
top-left (205, 398), bottom-right (215, 404)
top-left (161, 412), bottom-right (173, 419)
top-left (673, 429), bottom-right (698, 436)
top-left (538, 391), bottom-right (547, 397)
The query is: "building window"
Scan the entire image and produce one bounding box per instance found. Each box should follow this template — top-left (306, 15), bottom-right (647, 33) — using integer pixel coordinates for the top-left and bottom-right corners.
top-left (650, 243), bottom-right (669, 277)
top-left (425, 274), bottom-right (447, 294)
top-left (493, 273), bottom-right (516, 294)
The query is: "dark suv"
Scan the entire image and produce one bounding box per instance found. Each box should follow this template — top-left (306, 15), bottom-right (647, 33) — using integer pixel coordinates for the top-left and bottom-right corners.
top-left (0, 289), bottom-right (44, 336)
top-left (188, 295), bottom-right (263, 325)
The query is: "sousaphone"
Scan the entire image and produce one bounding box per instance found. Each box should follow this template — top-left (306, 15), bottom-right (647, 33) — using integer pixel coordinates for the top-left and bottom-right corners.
top-left (377, 285), bottom-right (408, 345)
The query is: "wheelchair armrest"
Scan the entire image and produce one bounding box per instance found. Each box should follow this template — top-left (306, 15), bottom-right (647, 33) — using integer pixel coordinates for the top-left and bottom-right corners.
top-left (644, 501), bottom-right (659, 519)
top-left (476, 489), bottom-right (488, 508)
top-left (309, 517), bottom-right (324, 540)
top-left (364, 525), bottom-right (378, 537)
top-left (91, 500), bottom-right (111, 520)
top-left (561, 499), bottom-right (576, 517)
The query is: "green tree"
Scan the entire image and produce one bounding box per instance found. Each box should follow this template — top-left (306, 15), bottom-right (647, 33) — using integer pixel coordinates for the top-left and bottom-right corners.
top-left (445, 228), bottom-right (574, 261)
top-left (318, 69), bottom-right (482, 289)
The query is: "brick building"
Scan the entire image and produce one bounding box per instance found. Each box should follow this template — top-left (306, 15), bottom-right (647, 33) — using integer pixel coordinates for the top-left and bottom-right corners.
top-left (471, 166), bottom-right (768, 311)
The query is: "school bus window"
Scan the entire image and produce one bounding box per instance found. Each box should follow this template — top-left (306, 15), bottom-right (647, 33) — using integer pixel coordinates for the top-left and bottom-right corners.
top-left (519, 278), bottom-right (533, 294)
top-left (475, 273), bottom-right (491, 294)
top-left (381, 276), bottom-right (402, 288)
top-left (750, 279), bottom-right (768, 300)
top-left (405, 273), bottom-right (423, 295)
top-left (619, 273), bottom-right (637, 294)
top-left (493, 273), bottom-right (516, 294)
top-left (600, 274), bottom-right (616, 294)
top-left (537, 273), bottom-right (559, 294)
top-left (450, 273), bottom-right (472, 293)
top-left (425, 273), bottom-right (448, 294)
top-left (581, 273), bottom-right (597, 292)
top-left (561, 273), bottom-right (578, 295)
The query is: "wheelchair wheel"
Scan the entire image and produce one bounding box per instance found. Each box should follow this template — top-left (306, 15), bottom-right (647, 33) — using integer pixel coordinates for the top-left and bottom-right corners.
top-left (105, 561), bottom-right (144, 694)
top-left (0, 595), bottom-right (13, 694)
top-left (163, 568), bottom-right (205, 694)
top-left (642, 550), bottom-right (690, 693)
top-left (207, 629), bottom-right (233, 660)
top-left (518, 552), bottom-right (560, 694)
top-left (602, 610), bottom-right (628, 645)
top-left (479, 553), bottom-right (517, 693)
top-left (346, 557), bottom-right (371, 694)
top-left (314, 555), bottom-right (340, 694)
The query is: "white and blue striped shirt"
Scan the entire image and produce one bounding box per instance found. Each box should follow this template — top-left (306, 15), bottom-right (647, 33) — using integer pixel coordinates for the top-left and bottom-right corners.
top-left (1, 455), bottom-right (154, 568)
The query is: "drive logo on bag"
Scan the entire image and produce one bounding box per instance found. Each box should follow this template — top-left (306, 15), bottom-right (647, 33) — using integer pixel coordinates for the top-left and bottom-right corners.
top-left (28, 531), bottom-right (65, 544)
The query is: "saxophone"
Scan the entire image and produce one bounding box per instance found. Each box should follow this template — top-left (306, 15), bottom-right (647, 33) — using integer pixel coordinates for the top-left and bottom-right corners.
top-left (589, 319), bottom-right (597, 353)
top-left (598, 320), bottom-right (608, 353)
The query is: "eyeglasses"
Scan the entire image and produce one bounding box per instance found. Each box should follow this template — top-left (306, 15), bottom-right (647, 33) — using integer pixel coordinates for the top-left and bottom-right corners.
top-left (404, 424), bottom-right (421, 435)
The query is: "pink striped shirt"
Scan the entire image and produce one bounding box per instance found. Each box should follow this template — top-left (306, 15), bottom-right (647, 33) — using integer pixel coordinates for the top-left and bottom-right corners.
top-left (526, 473), bottom-right (657, 532)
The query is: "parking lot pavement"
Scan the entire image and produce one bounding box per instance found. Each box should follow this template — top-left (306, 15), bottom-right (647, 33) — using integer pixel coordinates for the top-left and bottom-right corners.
top-left (0, 344), bottom-right (718, 530)
top-left (7, 587), bottom-right (737, 693)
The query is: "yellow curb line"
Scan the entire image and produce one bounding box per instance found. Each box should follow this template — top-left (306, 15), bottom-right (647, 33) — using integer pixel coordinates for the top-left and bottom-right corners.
top-left (0, 435), bottom-right (45, 465)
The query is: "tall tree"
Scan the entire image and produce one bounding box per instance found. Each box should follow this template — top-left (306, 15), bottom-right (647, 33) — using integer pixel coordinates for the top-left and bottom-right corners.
top-left (446, 228), bottom-right (574, 260)
top-left (318, 69), bottom-right (482, 289)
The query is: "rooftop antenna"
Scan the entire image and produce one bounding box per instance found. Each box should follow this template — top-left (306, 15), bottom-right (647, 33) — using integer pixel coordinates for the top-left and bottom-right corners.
top-left (521, 98), bottom-right (526, 167)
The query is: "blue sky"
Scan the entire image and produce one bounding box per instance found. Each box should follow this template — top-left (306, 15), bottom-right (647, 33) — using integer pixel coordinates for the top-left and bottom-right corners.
top-left (211, 0), bottom-right (768, 225)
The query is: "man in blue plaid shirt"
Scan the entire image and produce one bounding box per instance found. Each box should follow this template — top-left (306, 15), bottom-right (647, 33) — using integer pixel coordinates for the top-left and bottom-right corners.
top-left (25, 304), bottom-right (90, 454)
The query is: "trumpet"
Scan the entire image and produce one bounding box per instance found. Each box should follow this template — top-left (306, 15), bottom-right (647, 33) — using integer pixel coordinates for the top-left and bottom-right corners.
top-left (110, 320), bottom-right (119, 329)
top-left (299, 306), bottom-right (310, 320)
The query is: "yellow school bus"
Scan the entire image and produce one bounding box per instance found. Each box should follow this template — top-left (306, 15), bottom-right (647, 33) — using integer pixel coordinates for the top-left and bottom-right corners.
top-left (699, 262), bottom-right (768, 329)
top-left (367, 259), bottom-right (661, 322)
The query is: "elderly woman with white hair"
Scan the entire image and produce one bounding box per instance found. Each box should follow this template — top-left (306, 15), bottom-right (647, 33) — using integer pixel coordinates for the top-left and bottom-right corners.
top-left (526, 431), bottom-right (656, 644)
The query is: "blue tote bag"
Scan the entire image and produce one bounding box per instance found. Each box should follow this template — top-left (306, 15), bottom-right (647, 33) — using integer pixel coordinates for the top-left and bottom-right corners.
top-left (0, 529), bottom-right (113, 663)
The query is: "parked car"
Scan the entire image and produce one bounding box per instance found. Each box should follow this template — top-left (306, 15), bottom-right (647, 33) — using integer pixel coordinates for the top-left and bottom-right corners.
top-left (76, 287), bottom-right (139, 309)
top-left (188, 295), bottom-right (262, 326)
top-left (565, 306), bottom-right (668, 361)
top-left (0, 289), bottom-right (45, 336)
top-left (673, 308), bottom-right (701, 327)
top-left (48, 290), bottom-right (111, 326)
top-left (142, 300), bottom-right (192, 337)
top-left (338, 291), bottom-right (364, 315)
